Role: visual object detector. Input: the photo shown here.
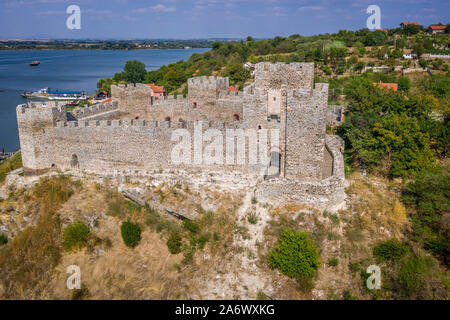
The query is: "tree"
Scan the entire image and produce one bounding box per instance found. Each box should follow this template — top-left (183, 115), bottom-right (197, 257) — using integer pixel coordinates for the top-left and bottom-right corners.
top-left (222, 63), bottom-right (250, 88)
top-left (268, 229), bottom-right (320, 290)
top-left (413, 44), bottom-right (425, 58)
top-left (122, 60), bottom-right (147, 84)
top-left (397, 76), bottom-right (411, 92)
top-left (364, 30), bottom-right (387, 46)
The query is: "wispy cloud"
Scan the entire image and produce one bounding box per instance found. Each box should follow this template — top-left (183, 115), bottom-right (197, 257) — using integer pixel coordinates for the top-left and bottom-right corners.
top-left (132, 4), bottom-right (176, 14)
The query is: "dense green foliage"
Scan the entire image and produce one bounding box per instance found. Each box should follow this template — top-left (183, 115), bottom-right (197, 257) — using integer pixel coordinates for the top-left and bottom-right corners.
top-left (268, 229), bottom-right (320, 280)
top-left (0, 234), bottom-right (8, 245)
top-left (123, 60), bottom-right (147, 84)
top-left (167, 233), bottom-right (182, 254)
top-left (374, 239), bottom-right (409, 261)
top-left (337, 73), bottom-right (448, 178)
top-left (0, 39), bottom-right (214, 50)
top-left (63, 221), bottom-right (90, 251)
top-left (403, 165), bottom-right (450, 265)
top-left (182, 219), bottom-right (199, 234)
top-left (120, 221), bottom-right (141, 248)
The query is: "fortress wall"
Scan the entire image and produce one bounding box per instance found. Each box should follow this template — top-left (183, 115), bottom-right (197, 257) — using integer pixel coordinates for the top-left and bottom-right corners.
top-left (16, 103), bottom-right (67, 170)
top-left (255, 135), bottom-right (345, 211)
top-left (111, 83), bottom-right (151, 118)
top-left (147, 94), bottom-right (244, 122)
top-left (29, 119), bottom-right (268, 175)
top-left (70, 101), bottom-right (119, 120)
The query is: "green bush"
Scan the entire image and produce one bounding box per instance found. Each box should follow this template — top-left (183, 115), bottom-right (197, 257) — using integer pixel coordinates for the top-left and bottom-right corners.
top-left (402, 165), bottom-right (450, 265)
top-left (248, 214), bottom-right (258, 225)
top-left (373, 239), bottom-right (409, 261)
top-left (0, 234), bottom-right (8, 245)
top-left (63, 221), bottom-right (90, 251)
top-left (197, 234), bottom-right (209, 250)
top-left (120, 221), bottom-right (141, 248)
top-left (328, 258), bottom-right (339, 267)
top-left (397, 256), bottom-right (431, 295)
top-left (167, 233), bottom-right (182, 254)
top-left (182, 219), bottom-right (199, 234)
top-left (268, 229), bottom-right (320, 280)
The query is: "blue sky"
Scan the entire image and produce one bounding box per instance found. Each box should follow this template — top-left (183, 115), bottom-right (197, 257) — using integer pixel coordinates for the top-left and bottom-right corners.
top-left (0, 0), bottom-right (449, 39)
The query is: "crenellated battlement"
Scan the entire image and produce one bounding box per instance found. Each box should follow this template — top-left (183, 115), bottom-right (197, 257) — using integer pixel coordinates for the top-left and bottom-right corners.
top-left (70, 101), bottom-right (119, 118)
top-left (54, 119), bottom-right (238, 130)
top-left (217, 90), bottom-right (244, 99)
top-left (151, 94), bottom-right (188, 106)
top-left (17, 101), bottom-right (66, 114)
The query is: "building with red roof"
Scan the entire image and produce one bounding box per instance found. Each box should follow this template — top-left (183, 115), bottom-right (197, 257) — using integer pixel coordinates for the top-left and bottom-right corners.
top-left (229, 86), bottom-right (239, 92)
top-left (400, 22), bottom-right (420, 27)
top-left (428, 25), bottom-right (447, 34)
top-left (373, 82), bottom-right (398, 92)
top-left (145, 83), bottom-right (165, 97)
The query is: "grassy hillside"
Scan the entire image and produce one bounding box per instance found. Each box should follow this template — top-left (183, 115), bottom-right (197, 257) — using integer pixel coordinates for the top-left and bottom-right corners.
top-left (0, 152), bottom-right (22, 185)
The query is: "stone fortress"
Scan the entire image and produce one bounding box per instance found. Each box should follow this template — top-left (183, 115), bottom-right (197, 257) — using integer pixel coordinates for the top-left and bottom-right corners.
top-left (16, 62), bottom-right (345, 210)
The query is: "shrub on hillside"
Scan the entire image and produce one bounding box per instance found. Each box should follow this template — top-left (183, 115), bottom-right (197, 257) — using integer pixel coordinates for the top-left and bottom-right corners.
top-left (373, 239), bottom-right (409, 262)
top-left (397, 255), bottom-right (431, 296)
top-left (0, 234), bottom-right (8, 245)
top-left (182, 219), bottom-right (199, 234)
top-left (167, 233), bottom-right (182, 254)
top-left (268, 229), bottom-right (320, 280)
top-left (403, 165), bottom-right (450, 265)
top-left (121, 221), bottom-right (141, 248)
top-left (63, 221), bottom-right (90, 251)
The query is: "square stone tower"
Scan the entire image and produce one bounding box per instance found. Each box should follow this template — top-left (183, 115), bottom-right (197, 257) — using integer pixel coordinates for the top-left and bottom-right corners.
top-left (243, 62), bottom-right (328, 181)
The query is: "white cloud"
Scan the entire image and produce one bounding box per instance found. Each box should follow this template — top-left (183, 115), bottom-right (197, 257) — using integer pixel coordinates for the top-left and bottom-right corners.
top-left (132, 4), bottom-right (176, 14)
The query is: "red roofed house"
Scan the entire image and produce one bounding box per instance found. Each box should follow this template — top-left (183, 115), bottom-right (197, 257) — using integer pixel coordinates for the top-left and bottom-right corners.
top-left (400, 22), bottom-right (420, 28)
top-left (229, 86), bottom-right (239, 93)
top-left (373, 82), bottom-right (398, 92)
top-left (145, 83), bottom-right (165, 97)
top-left (428, 25), bottom-right (447, 34)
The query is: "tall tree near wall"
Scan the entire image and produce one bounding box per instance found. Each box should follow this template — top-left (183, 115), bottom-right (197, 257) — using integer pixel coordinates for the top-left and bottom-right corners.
top-left (123, 60), bottom-right (147, 84)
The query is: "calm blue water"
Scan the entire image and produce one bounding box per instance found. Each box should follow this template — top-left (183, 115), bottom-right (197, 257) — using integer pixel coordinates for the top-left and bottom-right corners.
top-left (0, 48), bottom-right (209, 152)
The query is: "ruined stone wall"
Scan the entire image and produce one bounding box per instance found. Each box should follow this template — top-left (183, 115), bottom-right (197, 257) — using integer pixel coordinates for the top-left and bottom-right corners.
top-left (16, 62), bottom-right (345, 210)
top-left (16, 102), bottom-right (67, 170)
top-left (147, 92), bottom-right (243, 122)
top-left (18, 112), bottom-right (271, 175)
top-left (111, 83), bottom-right (151, 118)
top-left (70, 101), bottom-right (119, 120)
top-left (253, 62), bottom-right (314, 91)
top-left (255, 135), bottom-right (345, 211)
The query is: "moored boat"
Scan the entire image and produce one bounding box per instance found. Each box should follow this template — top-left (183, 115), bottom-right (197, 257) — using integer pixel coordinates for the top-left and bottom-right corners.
top-left (21, 88), bottom-right (89, 101)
